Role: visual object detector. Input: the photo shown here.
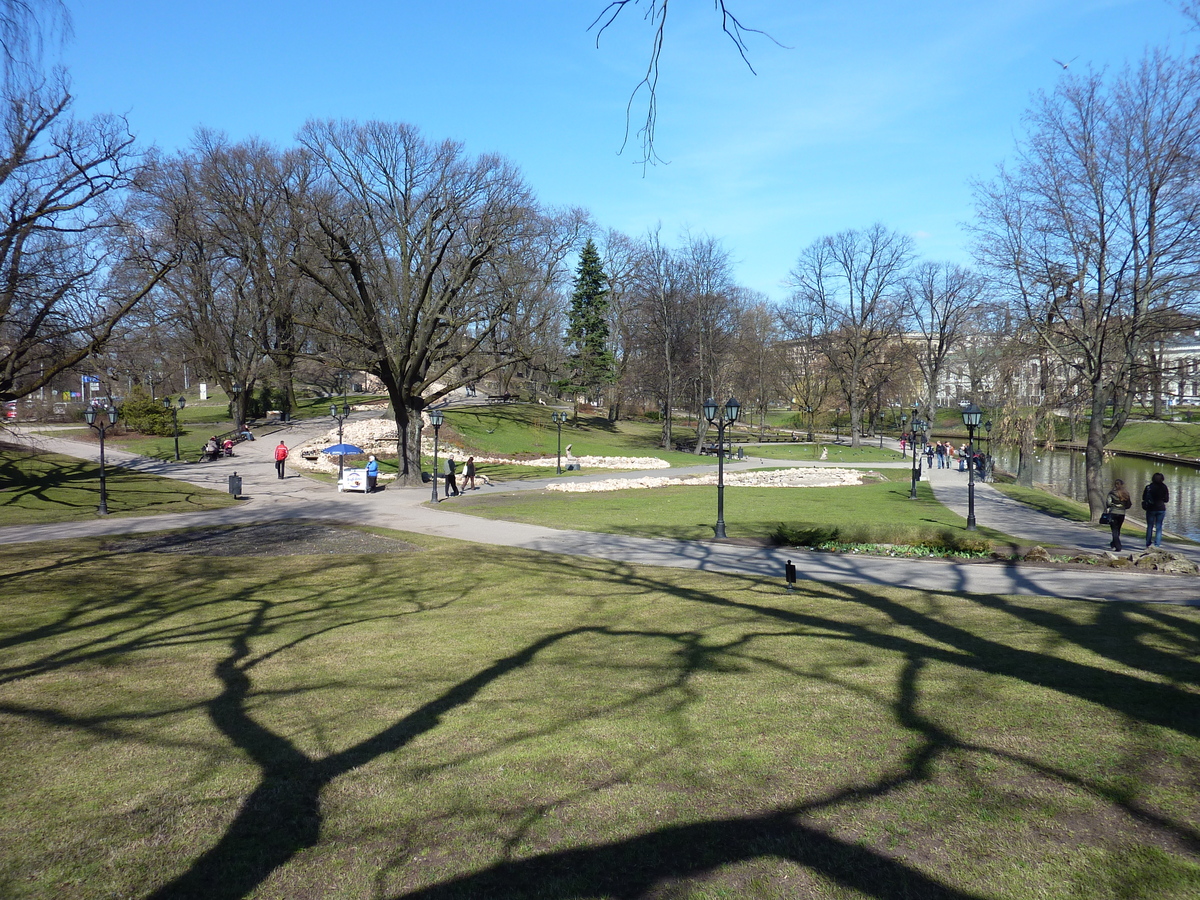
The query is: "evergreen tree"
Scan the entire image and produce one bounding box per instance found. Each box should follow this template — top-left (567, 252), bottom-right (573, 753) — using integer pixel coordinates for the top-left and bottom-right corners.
top-left (562, 238), bottom-right (615, 412)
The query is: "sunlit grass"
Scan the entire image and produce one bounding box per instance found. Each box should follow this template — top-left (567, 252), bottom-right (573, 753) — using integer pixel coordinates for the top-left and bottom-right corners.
top-left (0, 446), bottom-right (239, 525)
top-left (0, 531), bottom-right (1196, 899)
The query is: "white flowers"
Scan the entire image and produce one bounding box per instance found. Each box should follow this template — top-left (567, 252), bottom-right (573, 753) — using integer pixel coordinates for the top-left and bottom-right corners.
top-left (547, 468), bottom-right (862, 492)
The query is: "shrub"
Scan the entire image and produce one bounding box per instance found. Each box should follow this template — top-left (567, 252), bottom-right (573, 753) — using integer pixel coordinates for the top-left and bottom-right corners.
top-left (121, 386), bottom-right (176, 437)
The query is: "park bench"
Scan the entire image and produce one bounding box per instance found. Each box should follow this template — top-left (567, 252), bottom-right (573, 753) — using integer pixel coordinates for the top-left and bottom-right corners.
top-left (196, 429), bottom-right (250, 462)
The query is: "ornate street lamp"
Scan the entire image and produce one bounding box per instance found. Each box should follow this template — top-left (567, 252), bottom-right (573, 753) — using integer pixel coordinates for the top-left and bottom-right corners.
top-left (230, 381), bottom-right (243, 425)
top-left (703, 396), bottom-right (740, 539)
top-left (330, 402), bottom-right (351, 485)
top-left (83, 403), bottom-right (120, 515)
top-left (803, 405), bottom-right (813, 443)
top-left (552, 411), bottom-right (567, 473)
top-left (900, 413), bottom-right (908, 457)
top-left (429, 407), bottom-right (444, 502)
top-left (908, 405), bottom-right (925, 500)
top-left (162, 395), bottom-right (185, 461)
top-left (962, 403), bottom-right (984, 530)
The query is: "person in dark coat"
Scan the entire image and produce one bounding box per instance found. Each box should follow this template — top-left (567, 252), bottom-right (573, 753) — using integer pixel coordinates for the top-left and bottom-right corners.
top-left (444, 456), bottom-right (459, 497)
top-left (1143, 472), bottom-right (1169, 548)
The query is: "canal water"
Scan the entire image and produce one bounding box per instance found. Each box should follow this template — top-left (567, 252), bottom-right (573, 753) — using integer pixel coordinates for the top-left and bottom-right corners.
top-left (991, 447), bottom-right (1200, 542)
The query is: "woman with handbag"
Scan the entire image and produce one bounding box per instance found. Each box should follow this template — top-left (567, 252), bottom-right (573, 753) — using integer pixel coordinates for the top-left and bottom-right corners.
top-left (1104, 479), bottom-right (1132, 551)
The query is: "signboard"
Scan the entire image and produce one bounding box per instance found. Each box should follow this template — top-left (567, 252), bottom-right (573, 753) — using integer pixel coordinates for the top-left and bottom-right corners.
top-left (81, 375), bottom-right (100, 383)
top-left (339, 468), bottom-right (367, 493)
top-left (199, 383), bottom-right (208, 401)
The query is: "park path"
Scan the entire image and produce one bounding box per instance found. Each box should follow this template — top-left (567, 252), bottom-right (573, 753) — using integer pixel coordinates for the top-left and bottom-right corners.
top-left (2, 423), bottom-right (1196, 605)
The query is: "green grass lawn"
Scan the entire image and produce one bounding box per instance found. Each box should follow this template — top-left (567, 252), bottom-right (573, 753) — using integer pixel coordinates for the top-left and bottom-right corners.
top-left (0, 445), bottom-right (239, 524)
top-left (444, 406), bottom-right (711, 466)
top-left (1, 529), bottom-right (1196, 899)
top-left (448, 478), bottom-right (1013, 549)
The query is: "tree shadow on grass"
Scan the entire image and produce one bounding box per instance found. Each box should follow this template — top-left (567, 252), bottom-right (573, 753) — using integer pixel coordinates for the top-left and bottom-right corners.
top-left (2, 537), bottom-right (1198, 899)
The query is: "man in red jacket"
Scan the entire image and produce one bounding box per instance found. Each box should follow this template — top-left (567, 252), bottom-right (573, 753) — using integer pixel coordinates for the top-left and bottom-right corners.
top-left (274, 441), bottom-right (288, 479)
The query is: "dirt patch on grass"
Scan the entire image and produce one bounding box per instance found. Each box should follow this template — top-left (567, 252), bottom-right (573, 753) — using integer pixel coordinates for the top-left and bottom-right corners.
top-left (104, 523), bottom-right (425, 557)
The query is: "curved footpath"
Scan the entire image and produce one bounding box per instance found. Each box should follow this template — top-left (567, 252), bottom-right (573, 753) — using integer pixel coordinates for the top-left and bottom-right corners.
top-left (3, 423), bottom-right (1197, 605)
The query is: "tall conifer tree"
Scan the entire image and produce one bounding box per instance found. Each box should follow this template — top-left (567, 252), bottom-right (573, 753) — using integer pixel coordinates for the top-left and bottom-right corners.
top-left (562, 238), bottom-right (615, 413)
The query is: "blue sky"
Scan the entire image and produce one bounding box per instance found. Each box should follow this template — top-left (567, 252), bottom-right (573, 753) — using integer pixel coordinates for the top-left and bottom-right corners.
top-left (62, 0), bottom-right (1193, 301)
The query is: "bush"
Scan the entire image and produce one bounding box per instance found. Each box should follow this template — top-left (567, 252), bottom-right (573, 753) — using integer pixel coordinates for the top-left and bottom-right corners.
top-left (121, 386), bottom-right (176, 437)
top-left (769, 522), bottom-right (992, 557)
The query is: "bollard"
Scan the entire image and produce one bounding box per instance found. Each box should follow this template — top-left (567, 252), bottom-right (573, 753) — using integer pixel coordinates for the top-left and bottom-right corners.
top-left (228, 472), bottom-right (242, 498)
top-left (785, 559), bottom-right (796, 592)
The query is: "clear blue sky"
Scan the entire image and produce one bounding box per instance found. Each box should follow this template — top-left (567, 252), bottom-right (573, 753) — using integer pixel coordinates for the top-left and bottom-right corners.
top-left (62, 0), bottom-right (1193, 301)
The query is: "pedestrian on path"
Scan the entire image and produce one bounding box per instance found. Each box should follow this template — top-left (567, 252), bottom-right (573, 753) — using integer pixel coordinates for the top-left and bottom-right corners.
top-left (366, 455), bottom-right (379, 493)
top-left (1142, 472), bottom-right (1169, 548)
top-left (444, 456), bottom-right (459, 497)
top-left (274, 441), bottom-right (289, 479)
top-left (1105, 479), bottom-right (1132, 551)
top-left (463, 456), bottom-right (476, 491)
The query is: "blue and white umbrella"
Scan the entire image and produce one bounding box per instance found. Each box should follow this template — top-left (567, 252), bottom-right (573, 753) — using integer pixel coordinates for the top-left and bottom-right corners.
top-left (322, 443), bottom-right (365, 455)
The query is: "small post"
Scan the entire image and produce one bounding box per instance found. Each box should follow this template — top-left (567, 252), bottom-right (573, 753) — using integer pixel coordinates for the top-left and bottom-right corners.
top-left (785, 559), bottom-right (796, 592)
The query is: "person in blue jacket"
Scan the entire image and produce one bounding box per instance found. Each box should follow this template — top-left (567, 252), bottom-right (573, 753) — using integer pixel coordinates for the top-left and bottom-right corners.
top-left (366, 455), bottom-right (379, 493)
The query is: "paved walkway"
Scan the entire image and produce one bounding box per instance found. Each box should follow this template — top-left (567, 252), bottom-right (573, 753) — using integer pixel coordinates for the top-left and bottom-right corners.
top-left (3, 426), bottom-right (1196, 605)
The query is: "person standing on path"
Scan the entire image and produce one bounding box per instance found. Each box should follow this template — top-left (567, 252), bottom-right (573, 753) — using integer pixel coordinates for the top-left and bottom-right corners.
top-left (274, 441), bottom-right (289, 479)
top-left (1142, 472), bottom-right (1169, 548)
top-left (444, 456), bottom-right (459, 497)
top-left (463, 456), bottom-right (476, 491)
top-left (1105, 479), bottom-right (1132, 551)
top-left (366, 455), bottom-right (379, 493)
top-left (935, 441), bottom-right (946, 469)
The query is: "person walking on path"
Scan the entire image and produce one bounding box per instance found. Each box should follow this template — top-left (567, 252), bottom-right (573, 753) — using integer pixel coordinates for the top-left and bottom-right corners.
top-left (274, 441), bottom-right (289, 479)
top-left (444, 456), bottom-right (459, 497)
top-left (366, 455), bottom-right (379, 493)
top-left (463, 456), bottom-right (476, 491)
top-left (1105, 479), bottom-right (1132, 551)
top-left (935, 441), bottom-right (946, 469)
top-left (1142, 472), bottom-right (1169, 548)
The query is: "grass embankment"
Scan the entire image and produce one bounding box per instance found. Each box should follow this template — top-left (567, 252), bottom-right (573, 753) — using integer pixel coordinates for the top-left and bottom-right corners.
top-left (447, 406), bottom-right (723, 467)
top-left (451, 479), bottom-right (1008, 552)
top-left (0, 446), bottom-right (238, 525)
top-left (1, 530), bottom-right (1197, 899)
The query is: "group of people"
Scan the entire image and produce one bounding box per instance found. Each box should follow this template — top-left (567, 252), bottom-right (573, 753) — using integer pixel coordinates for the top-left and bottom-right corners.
top-left (440, 456), bottom-right (476, 497)
top-left (899, 435), bottom-right (989, 478)
top-left (203, 436), bottom-right (235, 461)
top-left (1103, 472), bottom-right (1170, 552)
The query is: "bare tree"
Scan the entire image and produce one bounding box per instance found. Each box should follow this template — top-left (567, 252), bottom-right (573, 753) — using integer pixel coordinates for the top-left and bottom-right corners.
top-left (590, 1), bottom-right (780, 165)
top-left (293, 119), bottom-right (543, 484)
top-left (141, 134), bottom-right (307, 426)
top-left (902, 261), bottom-right (983, 421)
top-left (0, 0), bottom-right (69, 80)
top-left (0, 75), bottom-right (171, 404)
top-left (973, 50), bottom-right (1200, 516)
top-left (783, 224), bottom-right (913, 448)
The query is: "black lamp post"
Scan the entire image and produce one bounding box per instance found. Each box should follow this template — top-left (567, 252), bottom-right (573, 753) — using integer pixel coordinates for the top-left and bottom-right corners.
top-left (330, 402), bottom-right (351, 485)
top-left (703, 396), bottom-right (740, 539)
top-left (162, 395), bottom-right (185, 461)
top-left (962, 403), bottom-right (983, 530)
top-left (900, 414), bottom-right (908, 457)
top-left (804, 405), bottom-right (813, 442)
top-left (429, 407), bottom-right (444, 502)
top-left (552, 410), bottom-right (567, 473)
top-left (83, 402), bottom-right (120, 515)
top-left (908, 407), bottom-right (925, 500)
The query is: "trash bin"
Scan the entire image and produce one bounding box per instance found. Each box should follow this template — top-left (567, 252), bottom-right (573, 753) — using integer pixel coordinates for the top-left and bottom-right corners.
top-left (228, 472), bottom-right (242, 498)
